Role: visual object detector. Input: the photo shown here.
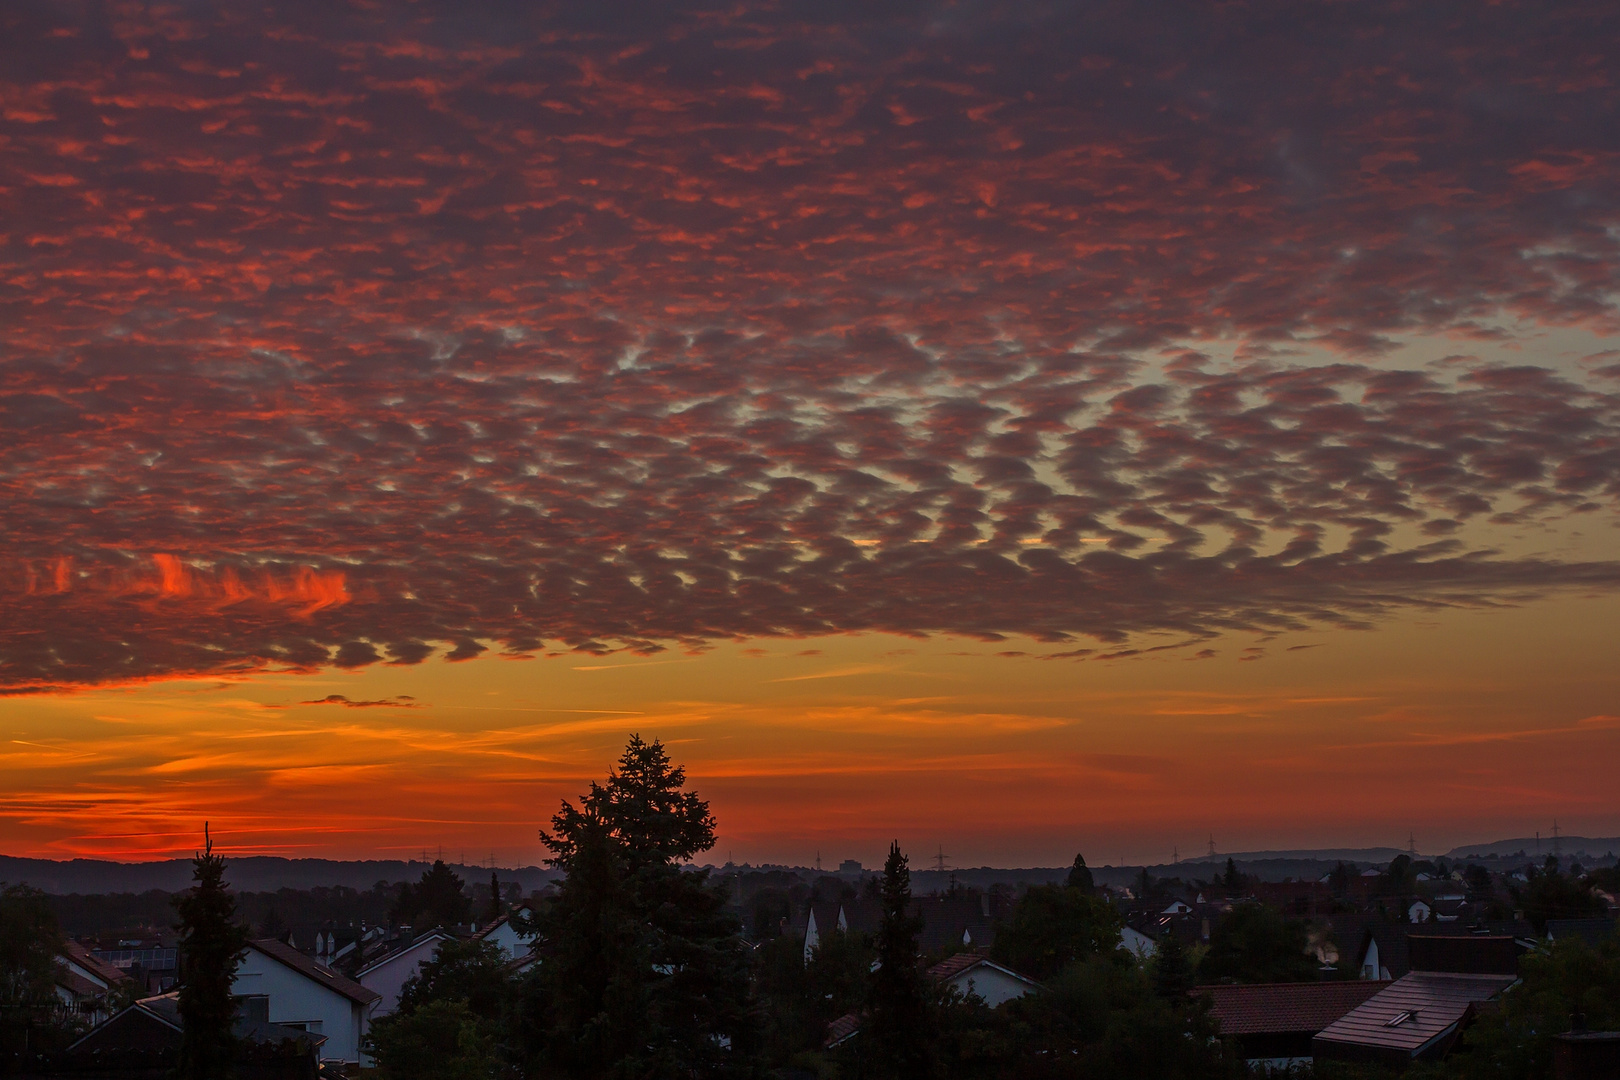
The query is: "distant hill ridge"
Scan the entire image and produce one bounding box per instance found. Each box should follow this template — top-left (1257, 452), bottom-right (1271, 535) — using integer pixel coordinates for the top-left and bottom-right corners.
top-left (5, 836), bottom-right (1616, 895)
top-left (0, 854), bottom-right (557, 895)
top-left (1443, 836), bottom-right (1620, 859)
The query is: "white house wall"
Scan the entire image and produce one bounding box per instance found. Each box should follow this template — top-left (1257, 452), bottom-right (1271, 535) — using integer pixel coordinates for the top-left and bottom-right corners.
top-left (232, 951), bottom-right (365, 1064)
top-left (947, 968), bottom-right (1034, 1009)
top-left (480, 922), bottom-right (535, 962)
top-left (360, 937), bottom-right (445, 1018)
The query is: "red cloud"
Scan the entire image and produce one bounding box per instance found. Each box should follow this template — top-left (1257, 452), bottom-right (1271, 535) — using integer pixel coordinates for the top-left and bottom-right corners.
top-left (3, 1), bottom-right (1620, 690)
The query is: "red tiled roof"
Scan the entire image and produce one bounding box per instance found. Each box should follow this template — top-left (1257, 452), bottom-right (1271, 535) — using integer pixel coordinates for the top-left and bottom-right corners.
top-left (1199, 980), bottom-right (1391, 1036)
top-left (249, 938), bottom-right (380, 1006)
top-left (63, 941), bottom-right (131, 986)
top-left (926, 952), bottom-right (986, 982)
top-left (1314, 972), bottom-right (1517, 1054)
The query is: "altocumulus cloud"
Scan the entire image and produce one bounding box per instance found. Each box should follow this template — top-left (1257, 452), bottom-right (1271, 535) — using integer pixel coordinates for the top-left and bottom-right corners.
top-left (3, 0), bottom-right (1620, 691)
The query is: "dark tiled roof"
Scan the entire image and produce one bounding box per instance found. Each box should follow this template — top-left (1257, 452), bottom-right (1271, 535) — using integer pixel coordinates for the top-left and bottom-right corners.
top-left (1314, 972), bottom-right (1517, 1055)
top-left (824, 1012), bottom-right (862, 1048)
top-left (1407, 934), bottom-right (1523, 975)
top-left (356, 929), bottom-right (452, 977)
top-left (249, 938), bottom-right (379, 1006)
top-left (1199, 981), bottom-right (1391, 1036)
top-left (1360, 922), bottom-right (1411, 978)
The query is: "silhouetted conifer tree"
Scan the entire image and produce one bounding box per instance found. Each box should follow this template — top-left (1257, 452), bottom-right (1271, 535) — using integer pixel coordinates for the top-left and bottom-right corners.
top-left (1222, 857), bottom-right (1244, 897)
top-left (1067, 852), bottom-right (1094, 893)
top-left (391, 860), bottom-right (470, 930)
top-left (486, 870), bottom-right (502, 925)
top-left (524, 735), bottom-right (753, 1078)
top-left (867, 841), bottom-right (935, 1079)
top-left (1154, 931), bottom-right (1193, 1000)
top-left (173, 825), bottom-right (249, 1080)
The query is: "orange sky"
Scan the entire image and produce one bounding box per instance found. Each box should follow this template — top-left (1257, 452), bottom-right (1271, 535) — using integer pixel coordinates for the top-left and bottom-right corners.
top-left (4, 587), bottom-right (1617, 865)
top-left (4, 2), bottom-right (1620, 867)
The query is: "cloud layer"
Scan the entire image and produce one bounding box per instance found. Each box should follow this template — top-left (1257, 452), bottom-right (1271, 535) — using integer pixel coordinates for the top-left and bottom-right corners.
top-left (4, 0), bottom-right (1620, 690)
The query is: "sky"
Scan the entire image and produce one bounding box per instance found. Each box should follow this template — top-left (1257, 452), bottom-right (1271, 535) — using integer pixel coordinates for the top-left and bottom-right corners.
top-left (2, 0), bottom-right (1619, 868)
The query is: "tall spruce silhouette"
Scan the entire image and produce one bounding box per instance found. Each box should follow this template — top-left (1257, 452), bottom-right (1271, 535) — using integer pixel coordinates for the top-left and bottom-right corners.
top-left (486, 869), bottom-right (503, 925)
top-left (1066, 852), bottom-right (1095, 893)
top-left (526, 735), bottom-right (753, 1078)
top-left (173, 824), bottom-right (249, 1080)
top-left (867, 841), bottom-right (935, 1078)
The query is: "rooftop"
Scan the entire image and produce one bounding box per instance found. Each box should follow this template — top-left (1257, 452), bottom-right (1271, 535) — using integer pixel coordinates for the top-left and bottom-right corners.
top-left (1199, 980), bottom-right (1392, 1036)
top-left (1315, 972), bottom-right (1517, 1055)
top-left (249, 938), bottom-right (380, 1006)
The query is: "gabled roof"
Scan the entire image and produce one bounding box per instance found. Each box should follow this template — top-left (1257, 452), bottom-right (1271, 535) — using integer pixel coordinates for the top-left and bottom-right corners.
top-left (357, 928), bottom-right (453, 977)
top-left (248, 938), bottom-right (380, 1006)
top-left (62, 941), bottom-right (131, 986)
top-left (69, 993), bottom-right (328, 1053)
top-left (1314, 972), bottom-right (1517, 1056)
top-left (1199, 980), bottom-right (1391, 1036)
top-left (473, 912), bottom-right (537, 942)
top-left (55, 968), bottom-right (107, 998)
top-left (925, 954), bottom-right (1038, 988)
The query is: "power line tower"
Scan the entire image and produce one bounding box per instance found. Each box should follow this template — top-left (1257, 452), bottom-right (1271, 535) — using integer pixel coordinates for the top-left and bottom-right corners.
top-left (1173, 845), bottom-right (1179, 865)
top-left (1552, 820), bottom-right (1562, 859)
top-left (934, 845), bottom-right (950, 874)
top-left (1208, 835), bottom-right (1216, 857)
top-left (1408, 832), bottom-right (1417, 858)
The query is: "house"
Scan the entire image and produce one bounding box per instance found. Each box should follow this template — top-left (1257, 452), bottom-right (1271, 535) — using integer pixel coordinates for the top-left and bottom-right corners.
top-left (53, 941), bottom-right (132, 1025)
top-left (1120, 925), bottom-right (1158, 959)
top-left (927, 953), bottom-right (1039, 1007)
top-left (1355, 925), bottom-right (1532, 981)
top-left (65, 992), bottom-right (324, 1078)
top-left (233, 937), bottom-right (380, 1065)
top-left (1200, 980), bottom-right (1391, 1070)
top-left (1553, 1029), bottom-right (1620, 1080)
top-left (1408, 900), bottom-right (1433, 924)
top-left (1312, 972), bottom-right (1518, 1067)
top-left (1406, 933), bottom-right (1525, 976)
top-left (474, 910), bottom-right (538, 962)
top-left (823, 955), bottom-right (1039, 1048)
top-left (1355, 923), bottom-right (1410, 980)
top-left (801, 900), bottom-right (846, 964)
top-left (358, 929), bottom-right (455, 1018)
top-left (90, 938), bottom-right (180, 994)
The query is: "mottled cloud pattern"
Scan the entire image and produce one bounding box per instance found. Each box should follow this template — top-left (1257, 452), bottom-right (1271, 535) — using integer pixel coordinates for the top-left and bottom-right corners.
top-left (4, 1), bottom-right (1620, 691)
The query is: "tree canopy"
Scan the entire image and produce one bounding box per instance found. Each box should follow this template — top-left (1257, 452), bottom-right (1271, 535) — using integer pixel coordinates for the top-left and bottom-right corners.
top-left (1199, 902), bottom-right (1318, 984)
top-left (391, 859), bottom-right (472, 930)
top-left (993, 881), bottom-right (1123, 981)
